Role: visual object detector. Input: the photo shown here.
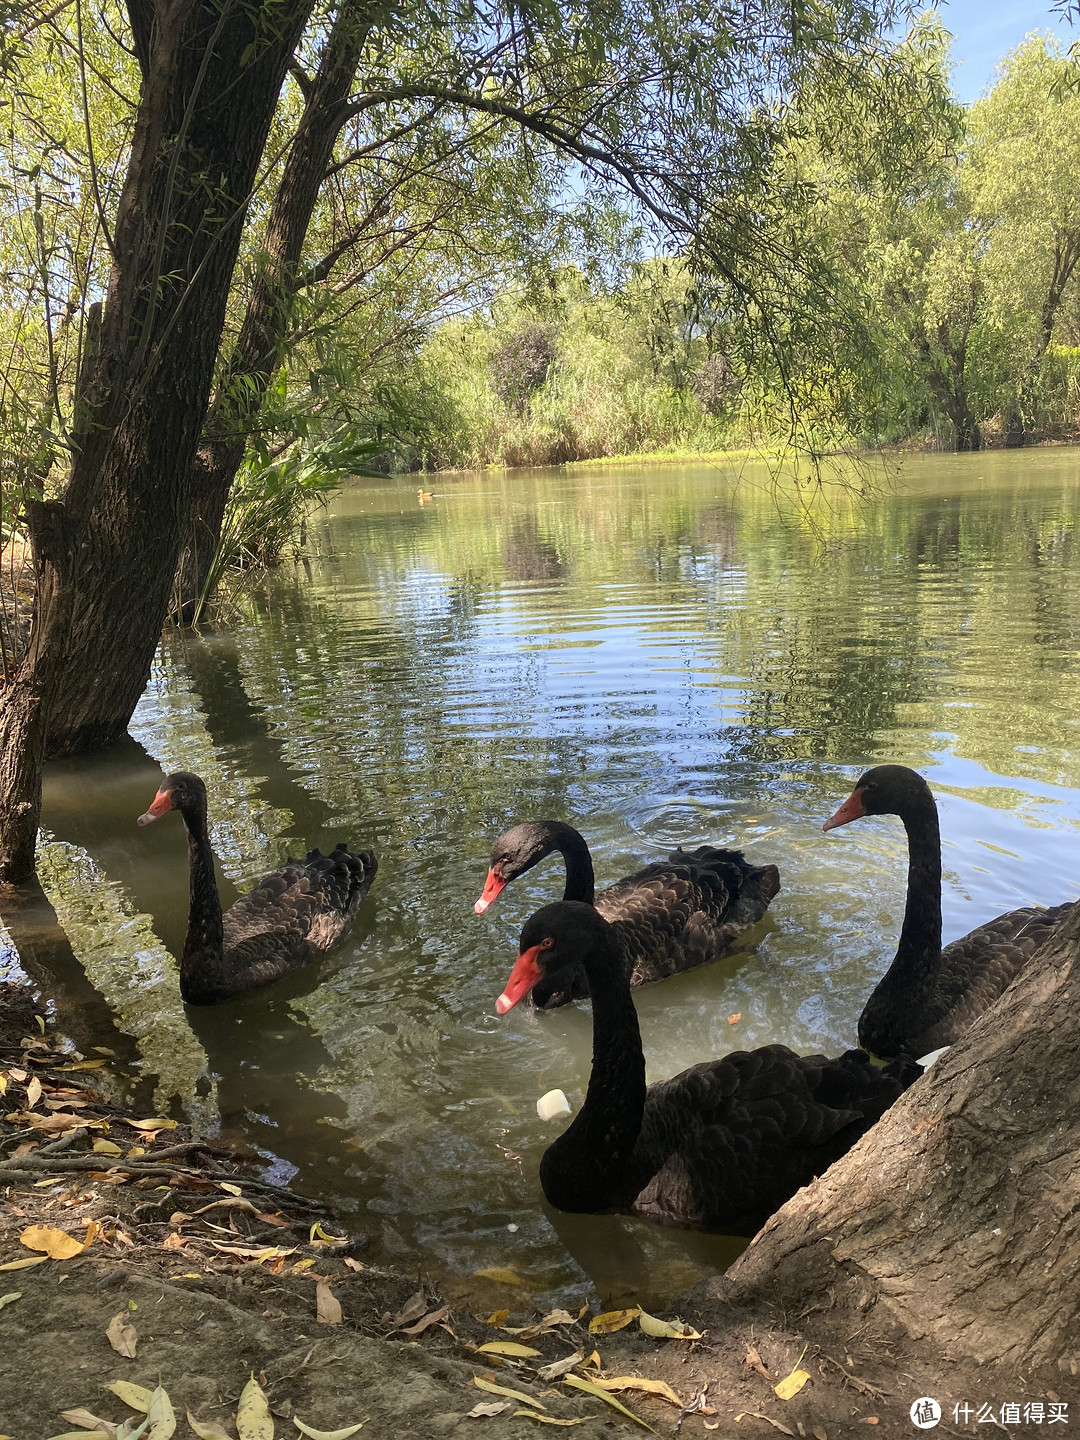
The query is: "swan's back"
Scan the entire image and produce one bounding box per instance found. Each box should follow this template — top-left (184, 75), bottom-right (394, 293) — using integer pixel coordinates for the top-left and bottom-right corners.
top-left (861, 899), bottom-right (1076, 1058)
top-left (222, 844), bottom-right (377, 980)
top-left (631, 1045), bottom-right (918, 1234)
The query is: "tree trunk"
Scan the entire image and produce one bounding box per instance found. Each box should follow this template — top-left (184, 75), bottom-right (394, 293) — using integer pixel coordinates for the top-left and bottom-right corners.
top-left (0, 0), bottom-right (317, 880)
top-left (174, 2), bottom-right (372, 620)
top-left (722, 901), bottom-right (1080, 1377)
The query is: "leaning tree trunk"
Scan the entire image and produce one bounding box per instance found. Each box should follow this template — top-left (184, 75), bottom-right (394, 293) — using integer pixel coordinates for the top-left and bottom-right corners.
top-left (0, 0), bottom-right (316, 881)
top-left (723, 900), bottom-right (1080, 1377)
top-left (174, 2), bottom-right (372, 620)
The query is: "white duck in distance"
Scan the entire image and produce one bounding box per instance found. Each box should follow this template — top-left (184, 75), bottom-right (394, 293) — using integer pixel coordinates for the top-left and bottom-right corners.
top-left (138, 771), bottom-right (376, 1005)
top-left (475, 820), bottom-right (779, 1009)
top-left (824, 764), bottom-right (1074, 1060)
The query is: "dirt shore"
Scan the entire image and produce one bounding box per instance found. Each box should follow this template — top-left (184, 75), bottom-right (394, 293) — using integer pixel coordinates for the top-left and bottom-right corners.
top-left (2, 983), bottom-right (1067, 1440)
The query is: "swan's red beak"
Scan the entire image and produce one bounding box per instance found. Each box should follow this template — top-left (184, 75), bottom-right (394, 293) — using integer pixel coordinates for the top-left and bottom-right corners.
top-left (137, 787), bottom-right (175, 826)
top-left (823, 787), bottom-right (866, 832)
top-left (496, 944), bottom-right (544, 1014)
top-left (474, 868), bottom-right (506, 914)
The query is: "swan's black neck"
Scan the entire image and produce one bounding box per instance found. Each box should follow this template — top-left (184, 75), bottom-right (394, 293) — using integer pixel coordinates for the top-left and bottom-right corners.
top-left (548, 823), bottom-right (596, 905)
top-left (177, 800), bottom-right (228, 1003)
top-left (862, 785), bottom-right (944, 1049)
top-left (540, 924), bottom-right (647, 1212)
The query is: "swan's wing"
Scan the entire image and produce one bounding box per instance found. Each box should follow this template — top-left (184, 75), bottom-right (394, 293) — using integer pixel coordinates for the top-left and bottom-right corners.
top-left (222, 846), bottom-right (377, 963)
top-left (595, 848), bottom-right (778, 983)
top-left (632, 1045), bottom-right (912, 1233)
top-left (913, 898), bottom-right (1076, 1053)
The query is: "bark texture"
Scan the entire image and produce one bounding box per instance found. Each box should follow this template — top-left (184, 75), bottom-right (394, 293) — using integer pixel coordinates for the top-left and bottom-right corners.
top-left (0, 0), bottom-right (317, 880)
top-left (176, 2), bottom-right (372, 618)
top-left (723, 902), bottom-right (1080, 1377)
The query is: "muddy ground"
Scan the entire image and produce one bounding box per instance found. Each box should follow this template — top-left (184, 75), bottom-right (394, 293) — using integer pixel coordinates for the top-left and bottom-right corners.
top-left (2, 984), bottom-right (1072, 1440)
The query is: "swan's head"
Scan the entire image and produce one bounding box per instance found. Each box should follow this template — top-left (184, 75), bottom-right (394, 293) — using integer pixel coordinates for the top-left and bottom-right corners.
top-left (137, 771), bottom-right (207, 825)
top-left (495, 900), bottom-right (608, 1014)
top-left (474, 821), bottom-right (568, 913)
top-left (823, 764), bottom-right (933, 832)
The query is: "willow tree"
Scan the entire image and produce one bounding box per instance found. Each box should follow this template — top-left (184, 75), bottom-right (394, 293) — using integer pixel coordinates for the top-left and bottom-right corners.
top-left (0, 0), bottom-right (949, 881)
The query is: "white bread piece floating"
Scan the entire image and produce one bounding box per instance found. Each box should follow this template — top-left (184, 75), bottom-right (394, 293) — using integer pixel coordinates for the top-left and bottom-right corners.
top-left (537, 1088), bottom-right (572, 1121)
top-left (916, 1045), bottom-right (950, 1069)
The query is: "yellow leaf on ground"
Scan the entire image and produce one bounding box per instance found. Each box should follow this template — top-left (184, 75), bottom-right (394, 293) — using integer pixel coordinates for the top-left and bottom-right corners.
top-left (588, 1308), bottom-right (640, 1334)
top-left (472, 1377), bottom-right (546, 1410)
top-left (146, 1385), bottom-right (176, 1439)
top-left (236, 1376), bottom-right (274, 1440)
top-left (0, 1293), bottom-right (21, 1310)
top-left (26, 1075), bottom-right (42, 1108)
top-left (127, 1118), bottom-right (179, 1130)
top-left (476, 1342), bottom-right (542, 1358)
top-left (58, 1409), bottom-right (117, 1436)
top-left (589, 1377), bottom-right (685, 1408)
top-left (637, 1311), bottom-right (703, 1341)
top-left (107, 1381), bottom-right (153, 1412)
top-left (185, 1413), bottom-right (231, 1440)
top-left (218, 1182), bottom-right (243, 1196)
top-left (316, 1280), bottom-right (343, 1325)
top-left (93, 1140), bottom-right (123, 1157)
top-left (20, 1224), bottom-right (86, 1260)
top-left (105, 1312), bottom-right (138, 1358)
top-left (294, 1420), bottom-right (367, 1439)
top-left (561, 1376), bottom-right (655, 1432)
top-left (483, 1309), bottom-right (510, 1326)
top-left (773, 1369), bottom-right (811, 1401)
top-left (734, 1413), bottom-right (796, 1437)
top-left (0, 1255), bottom-right (48, 1272)
top-left (512, 1415), bottom-right (586, 1427)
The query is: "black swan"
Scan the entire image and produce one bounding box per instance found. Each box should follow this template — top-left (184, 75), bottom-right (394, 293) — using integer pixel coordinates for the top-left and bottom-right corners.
top-left (496, 900), bottom-right (918, 1234)
top-left (138, 771), bottom-right (377, 1005)
top-left (475, 820), bottom-right (779, 1009)
top-left (824, 764), bottom-right (1075, 1059)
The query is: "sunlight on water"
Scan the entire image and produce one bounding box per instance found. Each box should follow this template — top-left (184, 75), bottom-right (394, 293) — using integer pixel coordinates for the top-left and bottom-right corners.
top-left (13, 448), bottom-right (1080, 1305)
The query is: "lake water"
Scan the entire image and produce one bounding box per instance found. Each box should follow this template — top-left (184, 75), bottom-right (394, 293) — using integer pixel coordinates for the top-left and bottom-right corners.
top-left (6, 449), bottom-right (1080, 1306)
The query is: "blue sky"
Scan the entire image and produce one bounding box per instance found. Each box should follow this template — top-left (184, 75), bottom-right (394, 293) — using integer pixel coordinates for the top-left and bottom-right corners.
top-left (938, 0), bottom-right (1077, 101)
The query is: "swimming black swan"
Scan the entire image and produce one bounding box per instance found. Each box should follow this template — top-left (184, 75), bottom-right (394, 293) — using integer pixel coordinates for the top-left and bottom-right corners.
top-left (824, 764), bottom-right (1075, 1059)
top-left (138, 771), bottom-right (377, 1005)
top-left (475, 820), bottom-right (779, 1009)
top-left (496, 900), bottom-right (918, 1234)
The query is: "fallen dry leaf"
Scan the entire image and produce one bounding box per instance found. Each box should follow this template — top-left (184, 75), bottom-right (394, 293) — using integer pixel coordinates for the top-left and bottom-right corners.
top-left (107, 1381), bottom-right (153, 1412)
top-left (400, 1305), bottom-right (450, 1336)
top-left (773, 1367), bottom-right (810, 1401)
top-left (589, 1376), bottom-right (685, 1408)
top-left (57, 1408), bottom-right (116, 1436)
top-left (26, 1075), bottom-right (42, 1108)
top-left (185, 1413), bottom-right (231, 1440)
top-left (466, 1402), bottom-right (510, 1418)
top-left (746, 1344), bottom-right (774, 1381)
top-left (588, 1308), bottom-right (640, 1334)
top-left (537, 1351), bottom-right (585, 1382)
top-left (637, 1311), bottom-right (702, 1341)
top-left (562, 1376), bottom-right (653, 1432)
top-left (105, 1312), bottom-right (138, 1358)
top-left (391, 1290), bottom-right (428, 1327)
top-left (471, 1377), bottom-right (546, 1410)
top-left (734, 1414), bottom-right (795, 1437)
top-left (476, 1341), bottom-right (542, 1359)
top-left (126, 1117), bottom-right (178, 1131)
top-left (0, 1293), bottom-right (21, 1311)
top-left (483, 1309), bottom-right (510, 1327)
top-left (145, 1386), bottom-right (176, 1438)
top-left (512, 1416), bottom-right (586, 1428)
top-left (471, 1267), bottom-right (530, 1288)
top-left (0, 1256), bottom-right (48, 1272)
top-left (20, 1223), bottom-right (91, 1260)
top-left (293, 1420), bottom-right (366, 1439)
top-left (316, 1280), bottom-right (343, 1325)
top-left (236, 1376), bottom-right (274, 1440)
